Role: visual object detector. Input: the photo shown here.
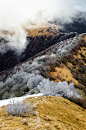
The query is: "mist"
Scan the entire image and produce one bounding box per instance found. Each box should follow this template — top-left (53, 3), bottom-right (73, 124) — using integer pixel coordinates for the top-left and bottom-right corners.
top-left (0, 0), bottom-right (86, 54)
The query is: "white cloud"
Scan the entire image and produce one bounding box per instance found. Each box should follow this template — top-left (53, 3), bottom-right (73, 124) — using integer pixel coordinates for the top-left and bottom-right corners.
top-left (0, 0), bottom-right (86, 53)
top-left (0, 0), bottom-right (86, 29)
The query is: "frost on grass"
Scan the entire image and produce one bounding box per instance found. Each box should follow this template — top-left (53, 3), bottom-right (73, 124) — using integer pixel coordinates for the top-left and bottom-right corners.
top-left (5, 99), bottom-right (35, 117)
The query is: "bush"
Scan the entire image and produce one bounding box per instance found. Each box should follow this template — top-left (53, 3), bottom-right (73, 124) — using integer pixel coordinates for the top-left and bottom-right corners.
top-left (5, 99), bottom-right (35, 116)
top-left (37, 79), bottom-right (81, 99)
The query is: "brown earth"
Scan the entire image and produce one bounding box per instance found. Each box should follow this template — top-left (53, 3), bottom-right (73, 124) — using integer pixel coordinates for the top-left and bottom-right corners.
top-left (0, 96), bottom-right (86, 130)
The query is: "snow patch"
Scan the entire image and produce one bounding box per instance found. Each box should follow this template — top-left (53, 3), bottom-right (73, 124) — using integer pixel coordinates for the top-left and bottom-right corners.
top-left (0, 93), bottom-right (43, 108)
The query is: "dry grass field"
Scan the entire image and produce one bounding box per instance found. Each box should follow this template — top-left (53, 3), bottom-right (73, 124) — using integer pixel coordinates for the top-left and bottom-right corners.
top-left (0, 96), bottom-right (86, 130)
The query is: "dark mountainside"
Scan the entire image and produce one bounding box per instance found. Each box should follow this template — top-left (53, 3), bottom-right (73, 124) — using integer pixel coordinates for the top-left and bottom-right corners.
top-left (50, 12), bottom-right (86, 34)
top-left (64, 17), bottom-right (86, 34)
top-left (0, 28), bottom-right (76, 72)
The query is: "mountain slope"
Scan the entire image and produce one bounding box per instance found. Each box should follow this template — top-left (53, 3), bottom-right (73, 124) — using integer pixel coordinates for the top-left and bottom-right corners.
top-left (0, 33), bottom-right (86, 109)
top-left (0, 96), bottom-right (86, 130)
top-left (49, 35), bottom-right (86, 88)
top-left (0, 23), bottom-right (76, 72)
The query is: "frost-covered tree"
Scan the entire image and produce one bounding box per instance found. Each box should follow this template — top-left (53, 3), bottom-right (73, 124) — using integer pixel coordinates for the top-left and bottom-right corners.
top-left (37, 79), bottom-right (81, 98)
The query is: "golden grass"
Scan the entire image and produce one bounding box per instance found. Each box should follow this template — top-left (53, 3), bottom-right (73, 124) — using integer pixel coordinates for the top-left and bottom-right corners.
top-left (27, 25), bottom-right (59, 37)
top-left (27, 21), bottom-right (59, 37)
top-left (0, 96), bottom-right (86, 130)
top-left (50, 65), bottom-right (79, 85)
top-left (83, 35), bottom-right (86, 42)
top-left (1, 21), bottom-right (59, 38)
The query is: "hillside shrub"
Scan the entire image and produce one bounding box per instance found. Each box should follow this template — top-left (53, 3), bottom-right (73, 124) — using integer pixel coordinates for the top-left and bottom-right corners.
top-left (6, 99), bottom-right (35, 117)
top-left (37, 79), bottom-right (81, 99)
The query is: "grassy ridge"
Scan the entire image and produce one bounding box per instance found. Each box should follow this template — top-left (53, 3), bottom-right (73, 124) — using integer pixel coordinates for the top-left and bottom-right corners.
top-left (0, 96), bottom-right (86, 130)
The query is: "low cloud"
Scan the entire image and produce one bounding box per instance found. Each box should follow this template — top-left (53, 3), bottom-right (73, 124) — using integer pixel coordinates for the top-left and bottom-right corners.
top-left (0, 0), bottom-right (86, 54)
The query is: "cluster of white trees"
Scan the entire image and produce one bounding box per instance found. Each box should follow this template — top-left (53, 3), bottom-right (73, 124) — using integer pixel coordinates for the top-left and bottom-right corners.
top-left (37, 79), bottom-right (81, 98)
